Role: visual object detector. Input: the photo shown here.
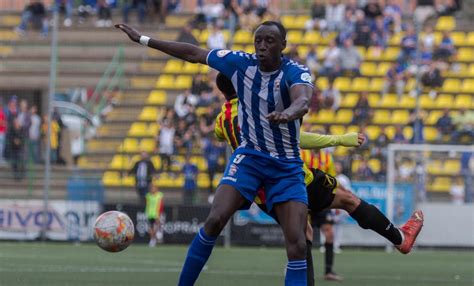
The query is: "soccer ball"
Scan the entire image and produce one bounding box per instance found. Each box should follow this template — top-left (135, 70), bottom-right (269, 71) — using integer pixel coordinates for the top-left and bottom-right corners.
top-left (93, 211), bottom-right (135, 252)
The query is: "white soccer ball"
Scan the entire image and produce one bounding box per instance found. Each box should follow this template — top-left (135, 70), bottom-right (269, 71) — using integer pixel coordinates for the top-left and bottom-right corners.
top-left (93, 211), bottom-right (135, 252)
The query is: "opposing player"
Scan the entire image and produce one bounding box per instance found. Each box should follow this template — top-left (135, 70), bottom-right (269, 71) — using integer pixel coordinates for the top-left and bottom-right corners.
top-left (117, 21), bottom-right (314, 285)
top-left (145, 185), bottom-right (164, 247)
top-left (214, 72), bottom-right (424, 285)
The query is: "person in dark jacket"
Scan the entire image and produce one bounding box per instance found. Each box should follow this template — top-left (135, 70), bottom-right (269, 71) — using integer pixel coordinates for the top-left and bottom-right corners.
top-left (129, 151), bottom-right (157, 205)
top-left (10, 119), bottom-right (25, 180)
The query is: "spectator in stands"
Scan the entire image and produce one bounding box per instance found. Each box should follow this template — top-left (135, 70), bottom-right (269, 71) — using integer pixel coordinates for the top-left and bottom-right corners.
top-left (325, 0), bottom-right (345, 32)
top-left (363, 0), bottom-right (383, 22)
top-left (414, 0), bottom-right (437, 26)
top-left (353, 10), bottom-right (372, 48)
top-left (352, 91), bottom-right (372, 125)
top-left (460, 152), bottom-right (473, 202)
top-left (383, 0), bottom-right (402, 33)
top-left (354, 159), bottom-right (374, 181)
top-left (321, 78), bottom-right (341, 111)
top-left (174, 89), bottom-right (198, 119)
top-left (422, 26), bottom-right (436, 53)
top-left (437, 0), bottom-right (462, 16)
top-left (176, 23), bottom-right (199, 45)
top-left (305, 0), bottom-right (326, 31)
top-left (0, 100), bottom-right (6, 164)
top-left (338, 9), bottom-right (356, 43)
top-left (222, 0), bottom-right (243, 33)
top-left (372, 126), bottom-right (390, 159)
top-left (382, 62), bottom-right (406, 99)
top-left (371, 16), bottom-right (387, 51)
top-left (400, 25), bottom-right (418, 61)
top-left (41, 115), bottom-right (60, 163)
top-left (199, 106), bottom-right (216, 142)
top-left (4, 97), bottom-right (18, 162)
top-left (190, 74), bottom-right (212, 97)
top-left (434, 31), bottom-right (456, 61)
top-left (10, 119), bottom-right (25, 180)
top-left (96, 0), bottom-right (112, 28)
top-left (129, 151), bottom-right (156, 206)
top-left (157, 119), bottom-right (175, 172)
top-left (123, 0), bottom-right (147, 25)
top-left (306, 45), bottom-right (320, 75)
top-left (203, 136), bottom-right (225, 203)
top-left (435, 108), bottom-right (454, 142)
top-left (339, 38), bottom-right (362, 76)
top-left (175, 119), bottom-right (195, 155)
top-left (15, 0), bottom-right (48, 37)
top-left (29, 105), bottom-right (41, 164)
top-left (52, 108), bottom-right (66, 164)
top-left (285, 44), bottom-right (303, 63)
top-left (207, 23), bottom-right (227, 50)
top-left (78, 0), bottom-right (95, 24)
top-left (56, 0), bottom-right (73, 27)
top-left (450, 176), bottom-right (465, 205)
top-left (320, 40), bottom-right (341, 77)
top-left (17, 100), bottom-right (31, 141)
top-left (452, 108), bottom-right (474, 143)
top-left (182, 154), bottom-right (198, 205)
top-left (409, 110), bottom-right (425, 144)
top-left (393, 125), bottom-right (408, 144)
top-left (166, 0), bottom-right (181, 13)
top-left (421, 62), bottom-right (444, 98)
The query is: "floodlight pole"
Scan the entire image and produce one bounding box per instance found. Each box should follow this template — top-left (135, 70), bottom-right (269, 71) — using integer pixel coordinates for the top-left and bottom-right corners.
top-left (42, 4), bottom-right (59, 241)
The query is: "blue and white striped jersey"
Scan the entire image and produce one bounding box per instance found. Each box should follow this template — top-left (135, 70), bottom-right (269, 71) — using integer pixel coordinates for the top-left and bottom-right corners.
top-left (207, 49), bottom-right (314, 161)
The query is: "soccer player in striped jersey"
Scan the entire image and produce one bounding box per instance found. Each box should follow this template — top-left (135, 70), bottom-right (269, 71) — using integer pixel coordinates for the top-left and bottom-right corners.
top-left (214, 72), bottom-right (424, 285)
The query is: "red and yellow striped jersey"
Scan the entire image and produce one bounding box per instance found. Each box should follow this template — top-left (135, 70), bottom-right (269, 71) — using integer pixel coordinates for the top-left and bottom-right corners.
top-left (300, 149), bottom-right (336, 177)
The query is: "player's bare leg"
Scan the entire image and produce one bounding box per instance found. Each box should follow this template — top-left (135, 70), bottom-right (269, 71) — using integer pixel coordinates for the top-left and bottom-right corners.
top-left (320, 223), bottom-right (342, 281)
top-left (328, 187), bottom-right (424, 254)
top-left (274, 201), bottom-right (308, 286)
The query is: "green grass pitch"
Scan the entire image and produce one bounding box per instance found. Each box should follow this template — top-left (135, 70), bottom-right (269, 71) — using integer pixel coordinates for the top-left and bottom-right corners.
top-left (0, 242), bottom-right (472, 286)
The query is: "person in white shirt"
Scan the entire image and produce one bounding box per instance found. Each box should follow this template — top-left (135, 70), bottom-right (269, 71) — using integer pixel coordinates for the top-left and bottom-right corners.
top-left (207, 24), bottom-right (226, 50)
top-left (450, 176), bottom-right (465, 205)
top-left (28, 105), bottom-right (41, 164)
top-left (157, 120), bottom-right (175, 172)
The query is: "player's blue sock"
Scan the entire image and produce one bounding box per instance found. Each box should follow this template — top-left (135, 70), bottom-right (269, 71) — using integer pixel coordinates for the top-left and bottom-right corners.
top-left (285, 259), bottom-right (307, 286)
top-left (178, 227), bottom-right (217, 286)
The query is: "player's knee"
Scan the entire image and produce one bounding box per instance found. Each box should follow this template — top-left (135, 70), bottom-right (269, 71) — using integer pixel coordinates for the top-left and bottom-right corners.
top-left (286, 233), bottom-right (307, 259)
top-left (204, 213), bottom-right (227, 236)
top-left (339, 189), bottom-right (360, 213)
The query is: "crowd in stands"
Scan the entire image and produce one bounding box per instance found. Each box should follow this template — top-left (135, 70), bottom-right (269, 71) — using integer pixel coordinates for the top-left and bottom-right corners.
top-left (0, 96), bottom-right (65, 180)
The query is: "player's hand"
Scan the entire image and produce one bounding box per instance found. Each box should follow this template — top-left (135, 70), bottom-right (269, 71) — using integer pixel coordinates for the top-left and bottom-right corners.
top-left (357, 133), bottom-right (366, 146)
top-left (115, 23), bottom-right (141, 43)
top-left (266, 111), bottom-right (290, 124)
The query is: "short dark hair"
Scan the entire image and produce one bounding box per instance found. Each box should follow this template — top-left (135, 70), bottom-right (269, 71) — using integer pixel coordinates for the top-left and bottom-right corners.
top-left (257, 21), bottom-right (287, 41)
top-left (216, 73), bottom-right (236, 101)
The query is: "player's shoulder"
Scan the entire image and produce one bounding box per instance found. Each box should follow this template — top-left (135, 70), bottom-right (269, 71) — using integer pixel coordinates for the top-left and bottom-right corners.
top-left (211, 49), bottom-right (257, 63)
top-left (284, 57), bottom-right (311, 73)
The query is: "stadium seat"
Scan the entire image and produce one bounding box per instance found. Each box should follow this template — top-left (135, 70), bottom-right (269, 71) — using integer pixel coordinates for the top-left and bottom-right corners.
top-left (131, 77), bottom-right (155, 88)
top-left (244, 45), bottom-right (255, 54)
top-left (163, 59), bottom-right (182, 74)
top-left (334, 77), bottom-right (351, 92)
top-left (287, 31), bottom-right (303, 44)
top-left (351, 77), bottom-right (370, 92)
top-left (182, 62), bottom-right (200, 74)
top-left (297, 46), bottom-right (309, 58)
top-left (335, 109), bottom-right (353, 124)
top-left (388, 32), bottom-right (403, 45)
top-left (435, 94), bottom-right (454, 109)
top-left (419, 94), bottom-right (435, 109)
top-left (366, 46), bottom-right (383, 60)
top-left (444, 160), bottom-right (461, 175)
top-left (139, 138), bottom-right (156, 153)
top-left (360, 62), bottom-right (376, 76)
top-left (403, 127), bottom-right (413, 140)
top-left (356, 47), bottom-right (366, 59)
top-left (147, 90), bottom-right (167, 105)
top-left (380, 94), bottom-right (398, 108)
top-left (175, 75), bottom-right (192, 89)
top-left (424, 127), bottom-right (438, 142)
top-left (198, 29), bottom-right (209, 42)
top-left (399, 95), bottom-right (416, 109)
top-left (314, 109), bottom-right (335, 124)
top-left (351, 160), bottom-right (361, 173)
top-left (366, 125), bottom-right (381, 140)
top-left (232, 44), bottom-right (244, 51)
top-left (435, 16), bottom-right (456, 31)
top-left (369, 78), bottom-right (384, 92)
top-left (139, 107), bottom-right (158, 121)
top-left (383, 47), bottom-right (400, 61)
top-left (200, 64), bottom-right (209, 74)
top-left (467, 32), bottom-right (474, 46)
top-left (340, 93), bottom-right (358, 108)
top-left (122, 175), bottom-right (136, 187)
top-left (129, 154), bottom-right (141, 166)
top-left (109, 155), bottom-right (129, 170)
top-left (430, 177), bottom-right (451, 192)
top-left (392, 110), bottom-right (410, 125)
top-left (102, 171), bottom-right (120, 186)
top-left (426, 110), bottom-right (443, 125)
top-left (123, 138), bottom-right (139, 153)
top-left (368, 159), bottom-right (381, 173)
top-left (373, 110), bottom-right (391, 124)
top-left (280, 15), bottom-right (295, 29)
top-left (316, 77), bottom-right (329, 90)
top-left (442, 79), bottom-right (461, 93)
top-left (303, 31), bottom-right (320, 45)
top-left (151, 156), bottom-right (162, 169)
top-left (461, 79), bottom-right (474, 93)
top-left (367, 93), bottom-right (381, 107)
top-left (148, 123), bottom-right (159, 136)
top-left (234, 30), bottom-right (252, 44)
top-left (385, 126), bottom-right (396, 139)
top-left (319, 32), bottom-right (337, 45)
top-left (128, 122), bottom-right (148, 137)
top-left (155, 75), bottom-right (175, 89)
top-left (458, 48), bottom-right (474, 62)
top-left (427, 160), bottom-right (443, 175)
top-left (334, 146), bottom-right (348, 157)
top-left (454, 94), bottom-right (472, 109)
top-left (405, 78), bottom-right (417, 91)
top-left (330, 125), bottom-right (346, 135)
top-left (451, 32), bottom-right (465, 46)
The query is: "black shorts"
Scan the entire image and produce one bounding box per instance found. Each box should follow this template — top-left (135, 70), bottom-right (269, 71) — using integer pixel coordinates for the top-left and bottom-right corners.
top-left (307, 168), bottom-right (338, 218)
top-left (312, 210), bottom-right (335, 228)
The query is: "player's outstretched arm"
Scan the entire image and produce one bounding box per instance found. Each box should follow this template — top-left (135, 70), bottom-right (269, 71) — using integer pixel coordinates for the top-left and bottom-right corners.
top-left (266, 84), bottom-right (312, 124)
top-left (115, 24), bottom-right (209, 64)
top-left (299, 132), bottom-right (365, 150)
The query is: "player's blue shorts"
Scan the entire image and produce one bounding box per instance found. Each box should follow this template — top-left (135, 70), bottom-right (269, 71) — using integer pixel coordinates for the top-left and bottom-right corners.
top-left (219, 148), bottom-right (307, 212)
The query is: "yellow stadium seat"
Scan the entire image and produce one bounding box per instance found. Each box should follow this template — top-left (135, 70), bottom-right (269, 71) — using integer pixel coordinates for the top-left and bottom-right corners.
top-left (280, 15), bottom-right (295, 29)
top-left (383, 47), bottom-right (400, 61)
top-left (244, 45), bottom-right (255, 54)
top-left (191, 29), bottom-right (200, 39)
top-left (467, 32), bottom-right (474, 46)
top-left (462, 79), bottom-right (474, 93)
top-left (427, 160), bottom-right (443, 175)
top-left (139, 107), bottom-right (158, 121)
top-left (454, 94), bottom-right (472, 109)
top-left (392, 110), bottom-right (410, 125)
top-left (123, 138), bottom-right (139, 153)
top-left (303, 31), bottom-right (320, 45)
top-left (128, 122), bottom-right (148, 137)
top-left (389, 32), bottom-right (403, 45)
top-left (405, 78), bottom-right (417, 91)
top-left (335, 109), bottom-right (353, 124)
top-left (444, 160), bottom-right (461, 175)
top-left (367, 93), bottom-right (381, 107)
top-left (435, 94), bottom-right (454, 109)
top-left (351, 77), bottom-right (370, 92)
top-left (360, 62), bottom-right (376, 76)
top-left (356, 47), bottom-right (366, 59)
top-left (103, 171), bottom-right (120, 186)
top-left (377, 62), bottom-right (391, 76)
top-left (351, 160), bottom-right (361, 173)
top-left (175, 75), bottom-right (192, 89)
top-left (419, 94), bottom-right (435, 109)
top-left (334, 77), bottom-right (351, 92)
top-left (198, 29), bottom-right (209, 42)
top-left (424, 127), bottom-right (438, 142)
top-left (151, 156), bottom-right (162, 169)
top-left (347, 125), bottom-right (360, 134)
top-left (403, 127), bottom-right (413, 140)
top-left (319, 32), bottom-right (337, 45)
top-left (148, 123), bottom-right (159, 136)
top-left (232, 44), bottom-right (244, 51)
top-left (380, 94), bottom-right (398, 108)
top-left (330, 125), bottom-right (346, 135)
top-left (373, 110), bottom-right (391, 124)
top-left (163, 59), bottom-right (183, 73)
top-left (451, 32), bottom-right (465, 46)
top-left (295, 15), bottom-right (310, 28)
top-left (368, 159), bottom-right (381, 173)
top-left (430, 177), bottom-right (451, 192)
top-left (200, 64), bottom-right (209, 74)
top-left (334, 146), bottom-right (348, 157)
top-left (155, 75), bottom-right (174, 89)
top-left (139, 138), bottom-right (156, 153)
top-left (147, 90), bottom-right (167, 105)
top-left (399, 96), bottom-right (416, 109)
top-left (131, 77), bottom-right (155, 88)
top-left (366, 46), bottom-right (383, 60)
top-left (458, 48), bottom-right (474, 62)
top-left (182, 62), bottom-right (200, 74)
top-left (287, 31), bottom-right (303, 44)
top-left (385, 126), bottom-right (396, 139)
top-left (436, 16), bottom-right (456, 31)
top-left (297, 46), bottom-right (309, 58)
top-left (442, 79), bottom-right (461, 93)
top-left (369, 78), bottom-right (384, 92)
top-left (427, 111), bottom-right (443, 125)
top-left (366, 125), bottom-right (381, 140)
top-left (129, 154), bottom-right (141, 166)
top-left (316, 77), bottom-right (329, 90)
top-left (121, 175), bottom-right (135, 187)
top-left (314, 109), bottom-right (335, 124)
top-left (341, 93), bottom-right (359, 108)
top-left (109, 155), bottom-right (129, 170)
top-left (234, 30), bottom-right (252, 44)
